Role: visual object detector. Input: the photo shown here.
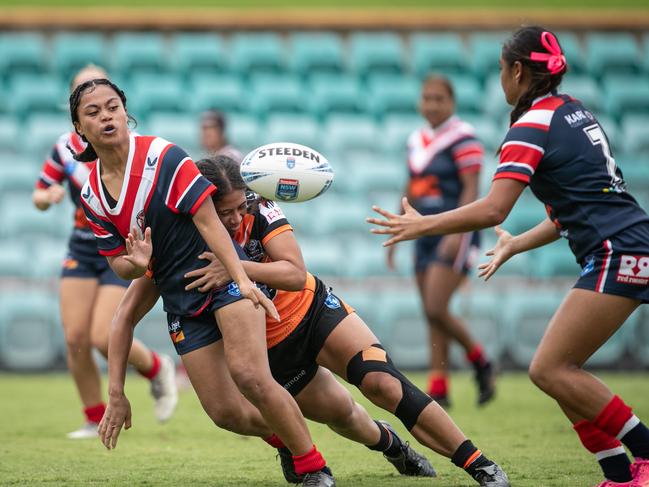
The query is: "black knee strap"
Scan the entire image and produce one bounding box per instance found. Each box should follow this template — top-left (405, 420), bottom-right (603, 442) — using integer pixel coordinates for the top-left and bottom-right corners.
top-left (346, 344), bottom-right (432, 431)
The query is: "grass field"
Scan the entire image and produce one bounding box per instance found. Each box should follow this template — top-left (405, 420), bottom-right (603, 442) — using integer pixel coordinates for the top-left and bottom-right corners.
top-left (2, 371), bottom-right (649, 486)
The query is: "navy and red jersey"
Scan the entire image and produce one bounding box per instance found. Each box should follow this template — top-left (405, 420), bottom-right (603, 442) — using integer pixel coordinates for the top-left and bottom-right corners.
top-left (494, 92), bottom-right (649, 261)
top-left (81, 134), bottom-right (246, 316)
top-left (233, 199), bottom-right (318, 348)
top-left (36, 132), bottom-right (96, 240)
top-left (407, 116), bottom-right (484, 215)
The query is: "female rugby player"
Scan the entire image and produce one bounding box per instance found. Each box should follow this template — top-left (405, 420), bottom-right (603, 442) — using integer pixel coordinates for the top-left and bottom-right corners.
top-left (32, 65), bottom-right (176, 438)
top-left (388, 74), bottom-right (495, 406)
top-left (72, 78), bottom-right (334, 486)
top-left (368, 26), bottom-right (649, 487)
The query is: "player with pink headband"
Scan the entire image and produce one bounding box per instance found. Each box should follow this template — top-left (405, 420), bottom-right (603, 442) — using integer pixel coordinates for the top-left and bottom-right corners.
top-left (369, 26), bottom-right (649, 487)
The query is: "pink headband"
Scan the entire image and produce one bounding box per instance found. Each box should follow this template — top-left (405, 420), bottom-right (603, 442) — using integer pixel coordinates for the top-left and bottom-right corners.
top-left (530, 31), bottom-right (566, 75)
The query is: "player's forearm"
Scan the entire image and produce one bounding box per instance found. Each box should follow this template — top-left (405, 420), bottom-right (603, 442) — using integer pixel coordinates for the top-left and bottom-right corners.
top-left (242, 260), bottom-right (306, 291)
top-left (420, 197), bottom-right (506, 235)
top-left (108, 255), bottom-right (147, 281)
top-left (106, 316), bottom-right (134, 398)
top-left (510, 218), bottom-right (560, 255)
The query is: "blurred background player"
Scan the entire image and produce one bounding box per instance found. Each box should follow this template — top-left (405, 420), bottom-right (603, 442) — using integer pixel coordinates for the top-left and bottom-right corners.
top-left (387, 75), bottom-right (495, 407)
top-left (369, 26), bottom-right (649, 487)
top-left (200, 109), bottom-right (243, 163)
top-left (31, 65), bottom-right (178, 438)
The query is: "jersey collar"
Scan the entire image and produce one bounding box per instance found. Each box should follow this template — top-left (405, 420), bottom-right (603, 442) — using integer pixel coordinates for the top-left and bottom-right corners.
top-left (96, 133), bottom-right (136, 216)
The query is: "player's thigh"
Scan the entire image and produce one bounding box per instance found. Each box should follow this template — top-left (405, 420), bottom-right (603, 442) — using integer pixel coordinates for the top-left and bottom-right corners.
top-left (532, 288), bottom-right (639, 369)
top-left (420, 263), bottom-right (465, 317)
top-left (294, 367), bottom-right (355, 425)
top-left (60, 277), bottom-right (99, 343)
top-left (316, 313), bottom-right (379, 381)
top-left (90, 284), bottom-right (127, 348)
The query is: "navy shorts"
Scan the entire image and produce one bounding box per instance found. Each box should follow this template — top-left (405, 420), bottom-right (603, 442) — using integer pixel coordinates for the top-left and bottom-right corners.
top-left (60, 239), bottom-right (129, 288)
top-left (574, 223), bottom-right (649, 303)
top-left (414, 231), bottom-right (480, 275)
top-left (165, 282), bottom-right (265, 355)
top-left (268, 278), bottom-right (353, 397)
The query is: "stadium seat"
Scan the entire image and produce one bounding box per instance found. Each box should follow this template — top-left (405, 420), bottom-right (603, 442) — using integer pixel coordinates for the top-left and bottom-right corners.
top-left (280, 200), bottom-right (322, 237)
top-left (0, 32), bottom-right (47, 75)
top-left (461, 115), bottom-right (500, 152)
top-left (346, 155), bottom-right (407, 194)
top-left (341, 238), bottom-right (390, 278)
top-left (0, 163), bottom-right (39, 193)
top-left (309, 73), bottom-right (366, 118)
top-left (380, 114), bottom-right (422, 157)
top-left (1, 193), bottom-right (68, 239)
top-left (559, 75), bottom-right (602, 112)
top-left (289, 32), bottom-right (345, 76)
top-left (620, 115), bottom-right (649, 154)
top-left (170, 33), bottom-right (228, 76)
top-left (596, 115), bottom-right (621, 154)
top-left (229, 32), bottom-right (286, 74)
top-left (0, 117), bottom-right (19, 152)
top-left (8, 75), bottom-right (66, 119)
top-left (338, 290), bottom-right (380, 334)
top-left (617, 152), bottom-right (649, 192)
top-left (502, 194), bottom-right (548, 235)
top-left (502, 291), bottom-right (564, 367)
top-left (554, 32), bottom-right (586, 74)
top-left (30, 240), bottom-right (67, 278)
top-left (133, 300), bottom-right (178, 361)
top-left (411, 33), bottom-right (468, 78)
top-left (263, 114), bottom-right (321, 150)
top-left (349, 32), bottom-right (405, 77)
top-left (468, 32), bottom-right (509, 80)
top-left (128, 73), bottom-right (185, 119)
top-left (314, 196), bottom-right (369, 235)
top-left (226, 114), bottom-right (261, 154)
top-left (448, 74), bottom-right (483, 114)
top-left (629, 308), bottom-right (649, 367)
top-left (323, 114), bottom-right (377, 154)
top-left (366, 74), bottom-right (419, 118)
top-left (298, 237), bottom-right (342, 276)
top-left (482, 73), bottom-right (511, 119)
top-left (529, 241), bottom-right (579, 278)
top-left (188, 74), bottom-right (248, 114)
top-left (378, 292), bottom-right (429, 369)
top-left (147, 113), bottom-right (199, 155)
top-left (250, 74), bottom-right (306, 117)
top-left (111, 32), bottom-right (167, 77)
top-left (0, 240), bottom-right (31, 277)
top-left (585, 33), bottom-right (641, 77)
top-left (602, 74), bottom-right (649, 119)
top-left (24, 114), bottom-right (71, 159)
top-left (0, 293), bottom-right (60, 370)
top-left (51, 32), bottom-right (106, 80)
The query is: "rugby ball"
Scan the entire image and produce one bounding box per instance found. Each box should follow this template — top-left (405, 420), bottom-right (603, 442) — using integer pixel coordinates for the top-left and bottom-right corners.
top-left (240, 142), bottom-right (334, 203)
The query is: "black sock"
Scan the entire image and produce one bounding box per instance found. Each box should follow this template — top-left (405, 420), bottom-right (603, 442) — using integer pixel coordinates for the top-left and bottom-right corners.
top-left (598, 452), bottom-right (632, 483)
top-left (367, 421), bottom-right (403, 457)
top-left (620, 420), bottom-right (649, 460)
top-left (451, 439), bottom-right (493, 480)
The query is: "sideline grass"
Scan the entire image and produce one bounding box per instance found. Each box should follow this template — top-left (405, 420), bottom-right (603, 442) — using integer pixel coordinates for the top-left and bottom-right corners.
top-left (2, 371), bottom-right (648, 486)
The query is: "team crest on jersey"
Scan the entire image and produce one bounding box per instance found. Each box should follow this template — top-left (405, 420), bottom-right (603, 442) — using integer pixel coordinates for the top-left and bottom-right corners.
top-left (581, 255), bottom-right (595, 276)
top-left (245, 239), bottom-right (264, 262)
top-left (324, 291), bottom-right (341, 310)
top-left (168, 319), bottom-right (185, 343)
top-left (136, 210), bottom-right (146, 233)
top-left (275, 178), bottom-right (299, 201)
top-left (286, 157), bottom-right (296, 169)
top-left (227, 282), bottom-right (241, 297)
top-left (616, 255), bottom-right (649, 285)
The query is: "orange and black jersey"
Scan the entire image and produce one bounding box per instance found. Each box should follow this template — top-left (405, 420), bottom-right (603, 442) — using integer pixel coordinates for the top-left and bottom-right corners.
top-left (233, 199), bottom-right (317, 348)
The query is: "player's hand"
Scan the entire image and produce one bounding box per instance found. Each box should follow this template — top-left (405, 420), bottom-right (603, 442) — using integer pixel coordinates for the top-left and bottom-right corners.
top-left (238, 279), bottom-right (280, 322)
top-left (478, 226), bottom-right (515, 281)
top-left (184, 252), bottom-right (230, 292)
top-left (98, 393), bottom-right (132, 450)
top-left (437, 234), bottom-right (463, 261)
top-left (386, 245), bottom-right (397, 272)
top-left (124, 226), bottom-right (152, 274)
top-left (367, 197), bottom-right (426, 246)
top-left (48, 184), bottom-right (66, 204)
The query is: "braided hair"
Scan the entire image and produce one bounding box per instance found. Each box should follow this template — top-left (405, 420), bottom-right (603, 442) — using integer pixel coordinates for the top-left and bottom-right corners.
top-left (195, 155), bottom-right (248, 204)
top-left (502, 26), bottom-right (568, 126)
top-left (68, 78), bottom-right (132, 162)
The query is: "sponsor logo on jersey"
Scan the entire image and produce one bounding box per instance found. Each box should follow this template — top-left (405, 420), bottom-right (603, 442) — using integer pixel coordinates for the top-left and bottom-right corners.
top-left (227, 282), bottom-right (241, 297)
top-left (284, 369), bottom-right (306, 390)
top-left (564, 109), bottom-right (595, 128)
top-left (82, 185), bottom-right (92, 200)
top-left (168, 319), bottom-right (185, 343)
top-left (616, 255), bottom-right (649, 285)
top-left (146, 156), bottom-right (158, 169)
top-left (275, 178), bottom-right (299, 201)
top-left (581, 255), bottom-right (595, 276)
top-left (286, 157), bottom-right (296, 169)
top-left (324, 291), bottom-right (341, 310)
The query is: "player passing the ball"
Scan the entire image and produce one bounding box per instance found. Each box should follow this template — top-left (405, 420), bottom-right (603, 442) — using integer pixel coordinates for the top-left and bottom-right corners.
top-left (368, 26), bottom-right (649, 487)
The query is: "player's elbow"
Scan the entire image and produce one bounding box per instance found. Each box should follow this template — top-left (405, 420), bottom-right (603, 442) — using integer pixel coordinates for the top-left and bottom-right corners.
top-left (484, 201), bottom-right (508, 226)
top-left (285, 268), bottom-right (307, 291)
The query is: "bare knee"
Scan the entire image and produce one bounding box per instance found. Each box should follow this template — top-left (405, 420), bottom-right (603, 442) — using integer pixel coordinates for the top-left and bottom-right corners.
top-left (361, 372), bottom-right (403, 409)
top-left (90, 332), bottom-right (108, 355)
top-left (204, 404), bottom-right (247, 433)
top-left (65, 329), bottom-right (92, 356)
top-left (529, 356), bottom-right (575, 395)
top-left (229, 365), bottom-right (274, 403)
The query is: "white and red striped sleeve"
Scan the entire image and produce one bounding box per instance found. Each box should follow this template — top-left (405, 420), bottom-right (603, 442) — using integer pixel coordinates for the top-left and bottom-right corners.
top-left (80, 181), bottom-right (126, 256)
top-left (36, 144), bottom-right (66, 189)
top-left (451, 137), bottom-right (483, 174)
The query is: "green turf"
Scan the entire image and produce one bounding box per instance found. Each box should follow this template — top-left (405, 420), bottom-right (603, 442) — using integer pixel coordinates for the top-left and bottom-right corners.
top-left (0, 0), bottom-right (645, 9)
top-left (2, 371), bottom-right (648, 486)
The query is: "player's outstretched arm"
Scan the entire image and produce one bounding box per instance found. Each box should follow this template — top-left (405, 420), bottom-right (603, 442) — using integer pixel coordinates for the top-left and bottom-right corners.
top-left (106, 227), bottom-right (153, 280)
top-left (478, 218), bottom-right (560, 281)
top-left (99, 277), bottom-right (160, 450)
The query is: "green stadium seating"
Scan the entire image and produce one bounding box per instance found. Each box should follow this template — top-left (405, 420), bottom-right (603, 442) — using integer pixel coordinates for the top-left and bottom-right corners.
top-left (0, 163), bottom-right (39, 193)
top-left (111, 32), bottom-right (167, 76)
top-left (0, 32), bottom-right (47, 75)
top-left (380, 114), bottom-right (422, 157)
top-left (629, 308), bottom-right (649, 367)
top-left (502, 194), bottom-right (548, 236)
top-left (482, 73), bottom-right (511, 118)
top-left (9, 75), bottom-right (66, 119)
top-left (502, 291), bottom-right (564, 367)
top-left (468, 32), bottom-right (509, 79)
top-left (314, 196), bottom-right (369, 235)
top-left (602, 74), bottom-right (649, 119)
top-left (349, 32), bottom-right (405, 77)
top-left (128, 74), bottom-right (185, 119)
top-left (0, 240), bottom-right (31, 277)
top-left (411, 33), bottom-right (468, 78)
top-left (289, 32), bottom-right (344, 76)
top-left (620, 116), bottom-right (649, 154)
top-left (461, 115), bottom-right (501, 152)
top-left (366, 74), bottom-right (418, 118)
top-left (229, 32), bottom-right (286, 74)
top-left (188, 74), bottom-right (248, 114)
top-left (529, 241), bottom-right (579, 278)
top-left (298, 237), bottom-right (342, 276)
top-left (1, 194), bottom-right (69, 239)
top-left (30, 240), bottom-right (67, 278)
top-left (147, 113), bottom-right (199, 154)
top-left (281, 200), bottom-right (322, 237)
top-left (263, 114), bottom-right (321, 149)
top-left (0, 293), bottom-right (60, 370)
top-left (226, 114), bottom-right (261, 153)
top-left (171, 33), bottom-right (228, 76)
top-left (341, 239), bottom-right (389, 278)
top-left (309, 73), bottom-right (365, 118)
top-left (617, 153), bottom-right (649, 193)
top-left (585, 33), bottom-right (641, 77)
top-left (554, 32), bottom-right (585, 74)
top-left (596, 115), bottom-right (621, 153)
top-left (346, 155), bottom-right (406, 194)
top-left (323, 114), bottom-right (377, 154)
top-left (250, 74), bottom-right (305, 117)
top-left (51, 32), bottom-right (106, 80)
top-left (24, 114), bottom-right (71, 158)
top-left (336, 290), bottom-right (379, 333)
top-left (448, 74), bottom-right (483, 114)
top-left (560, 75), bottom-right (602, 112)
top-left (0, 117), bottom-right (19, 152)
